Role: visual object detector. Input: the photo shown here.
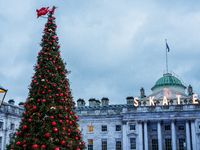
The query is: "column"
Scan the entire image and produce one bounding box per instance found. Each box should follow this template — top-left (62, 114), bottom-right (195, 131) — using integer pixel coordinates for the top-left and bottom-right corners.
top-left (191, 119), bottom-right (196, 150)
top-left (157, 120), bottom-right (162, 150)
top-left (144, 120), bottom-right (148, 150)
top-left (138, 120), bottom-right (143, 150)
top-left (122, 121), bottom-right (127, 150)
top-left (185, 119), bottom-right (191, 150)
top-left (171, 119), bottom-right (176, 150)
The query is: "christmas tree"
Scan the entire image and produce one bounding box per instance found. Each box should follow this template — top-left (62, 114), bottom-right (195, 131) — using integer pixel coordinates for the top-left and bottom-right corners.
top-left (7, 6), bottom-right (85, 150)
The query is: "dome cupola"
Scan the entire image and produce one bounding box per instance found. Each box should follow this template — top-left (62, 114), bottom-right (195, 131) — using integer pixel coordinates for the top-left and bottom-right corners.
top-left (151, 73), bottom-right (186, 94)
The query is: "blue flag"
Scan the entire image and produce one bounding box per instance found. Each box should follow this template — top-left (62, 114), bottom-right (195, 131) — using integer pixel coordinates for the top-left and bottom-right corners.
top-left (166, 43), bottom-right (170, 52)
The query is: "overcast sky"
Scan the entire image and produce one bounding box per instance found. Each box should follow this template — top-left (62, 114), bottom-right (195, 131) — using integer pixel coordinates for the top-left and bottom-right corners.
top-left (0, 0), bottom-right (200, 106)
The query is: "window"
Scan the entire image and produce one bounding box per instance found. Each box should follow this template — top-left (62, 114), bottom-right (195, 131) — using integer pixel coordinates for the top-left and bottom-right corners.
top-left (165, 124), bottom-right (170, 131)
top-left (179, 138), bottom-right (186, 150)
top-left (178, 124), bottom-right (185, 130)
top-left (152, 139), bottom-right (158, 150)
top-left (198, 122), bottom-right (200, 130)
top-left (88, 139), bottom-right (93, 150)
top-left (102, 139), bottom-right (107, 150)
top-left (0, 122), bottom-right (3, 130)
top-left (165, 139), bottom-right (172, 150)
top-left (10, 123), bottom-right (14, 130)
top-left (116, 139), bottom-right (121, 150)
top-left (88, 126), bottom-right (93, 132)
top-left (102, 125), bottom-right (107, 132)
top-left (151, 124), bottom-right (157, 131)
top-left (116, 125), bottom-right (121, 131)
top-left (130, 124), bottom-right (135, 130)
top-left (130, 138), bottom-right (136, 150)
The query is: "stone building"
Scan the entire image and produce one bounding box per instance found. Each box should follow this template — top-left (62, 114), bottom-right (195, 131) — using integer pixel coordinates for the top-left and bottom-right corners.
top-left (76, 73), bottom-right (200, 150)
top-left (0, 100), bottom-right (24, 150)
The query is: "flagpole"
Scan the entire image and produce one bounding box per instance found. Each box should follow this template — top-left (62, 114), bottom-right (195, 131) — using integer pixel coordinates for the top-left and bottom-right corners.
top-left (165, 39), bottom-right (168, 73)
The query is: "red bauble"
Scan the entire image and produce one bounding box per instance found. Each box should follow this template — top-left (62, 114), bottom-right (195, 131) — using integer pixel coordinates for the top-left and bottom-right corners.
top-left (29, 119), bottom-right (31, 122)
top-left (77, 148), bottom-right (80, 150)
top-left (53, 61), bottom-right (55, 63)
top-left (49, 95), bottom-right (52, 98)
top-left (41, 145), bottom-right (46, 149)
top-left (65, 116), bottom-right (67, 119)
top-left (16, 141), bottom-right (20, 146)
top-left (23, 104), bottom-right (26, 107)
top-left (68, 129), bottom-right (71, 132)
top-left (45, 133), bottom-right (50, 137)
top-left (42, 99), bottom-right (46, 102)
top-left (60, 93), bottom-right (63, 96)
top-left (23, 125), bottom-right (27, 130)
top-left (33, 106), bottom-right (36, 110)
top-left (56, 94), bottom-right (59, 97)
top-left (23, 144), bottom-right (26, 148)
top-left (53, 128), bottom-right (58, 132)
top-left (50, 116), bottom-right (54, 119)
top-left (51, 122), bottom-right (56, 126)
top-left (61, 140), bottom-right (65, 145)
top-left (75, 137), bottom-right (78, 140)
top-left (33, 144), bottom-right (38, 149)
top-left (75, 116), bottom-right (78, 120)
top-left (58, 45), bottom-right (60, 48)
top-left (55, 148), bottom-right (60, 150)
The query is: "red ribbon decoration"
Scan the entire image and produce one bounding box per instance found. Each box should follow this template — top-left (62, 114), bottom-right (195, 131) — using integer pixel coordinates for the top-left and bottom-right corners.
top-left (36, 7), bottom-right (49, 18)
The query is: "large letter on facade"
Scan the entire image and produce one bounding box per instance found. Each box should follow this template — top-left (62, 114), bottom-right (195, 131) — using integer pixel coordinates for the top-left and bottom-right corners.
top-left (176, 95), bottom-right (181, 105)
top-left (163, 96), bottom-right (168, 105)
top-left (149, 96), bottom-right (155, 106)
top-left (193, 94), bottom-right (198, 104)
top-left (134, 97), bottom-right (139, 107)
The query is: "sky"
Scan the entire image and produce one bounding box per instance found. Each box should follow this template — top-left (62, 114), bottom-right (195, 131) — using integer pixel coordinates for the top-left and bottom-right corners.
top-left (0, 0), bottom-right (200, 106)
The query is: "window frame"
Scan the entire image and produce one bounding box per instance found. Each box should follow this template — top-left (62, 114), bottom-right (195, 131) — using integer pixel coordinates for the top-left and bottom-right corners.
top-left (130, 138), bottom-right (136, 150)
top-left (88, 139), bottom-right (93, 150)
top-left (102, 139), bottom-right (107, 150)
top-left (102, 125), bottom-right (107, 132)
top-left (130, 124), bottom-right (136, 131)
top-left (116, 125), bottom-right (121, 131)
top-left (88, 126), bottom-right (93, 132)
top-left (116, 139), bottom-right (121, 150)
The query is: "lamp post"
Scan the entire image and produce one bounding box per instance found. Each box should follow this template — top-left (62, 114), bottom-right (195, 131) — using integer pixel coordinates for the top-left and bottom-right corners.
top-left (0, 85), bottom-right (7, 107)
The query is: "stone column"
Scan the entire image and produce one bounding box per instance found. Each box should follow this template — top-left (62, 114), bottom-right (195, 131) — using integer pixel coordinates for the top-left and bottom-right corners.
top-left (144, 120), bottom-right (148, 150)
top-left (157, 120), bottom-right (162, 150)
top-left (191, 119), bottom-right (196, 150)
top-left (171, 119), bottom-right (176, 150)
top-left (122, 121), bottom-right (127, 150)
top-left (138, 120), bottom-right (143, 150)
top-left (185, 119), bottom-right (191, 150)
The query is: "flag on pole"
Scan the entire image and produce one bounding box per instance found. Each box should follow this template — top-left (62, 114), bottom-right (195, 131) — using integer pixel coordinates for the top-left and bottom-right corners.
top-left (166, 42), bottom-right (170, 52)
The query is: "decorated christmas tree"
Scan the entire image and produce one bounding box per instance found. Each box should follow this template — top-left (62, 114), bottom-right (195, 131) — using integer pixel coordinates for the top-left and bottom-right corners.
top-left (7, 6), bottom-right (85, 150)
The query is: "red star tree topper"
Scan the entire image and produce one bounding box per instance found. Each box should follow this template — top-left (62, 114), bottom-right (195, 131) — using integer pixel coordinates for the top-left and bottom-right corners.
top-left (6, 6), bottom-right (85, 150)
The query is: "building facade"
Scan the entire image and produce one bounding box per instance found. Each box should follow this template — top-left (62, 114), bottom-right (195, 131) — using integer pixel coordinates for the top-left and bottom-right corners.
top-left (76, 73), bottom-right (200, 150)
top-left (0, 100), bottom-right (24, 150)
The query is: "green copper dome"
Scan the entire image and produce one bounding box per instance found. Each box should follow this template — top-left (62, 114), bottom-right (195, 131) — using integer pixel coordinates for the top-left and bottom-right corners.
top-left (151, 73), bottom-right (186, 90)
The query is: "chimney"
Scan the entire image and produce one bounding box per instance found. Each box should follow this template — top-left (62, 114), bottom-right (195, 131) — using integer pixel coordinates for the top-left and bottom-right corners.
top-left (140, 87), bottom-right (146, 98)
top-left (77, 99), bottom-right (85, 106)
top-left (126, 97), bottom-right (134, 104)
top-left (8, 99), bottom-right (15, 105)
top-left (101, 97), bottom-right (109, 105)
top-left (18, 102), bottom-right (24, 107)
top-left (96, 100), bottom-right (101, 105)
top-left (89, 98), bottom-right (97, 106)
top-left (188, 85), bottom-right (193, 96)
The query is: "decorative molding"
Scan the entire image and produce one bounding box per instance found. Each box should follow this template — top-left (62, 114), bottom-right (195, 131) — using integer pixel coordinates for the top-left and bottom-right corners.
top-left (170, 119), bottom-right (176, 123)
top-left (157, 119), bottom-right (162, 123)
top-left (122, 121), bottom-right (127, 125)
top-left (137, 120), bottom-right (142, 124)
top-left (190, 118), bottom-right (196, 123)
